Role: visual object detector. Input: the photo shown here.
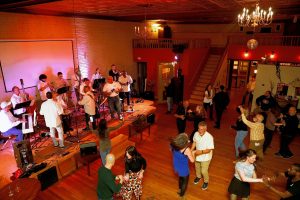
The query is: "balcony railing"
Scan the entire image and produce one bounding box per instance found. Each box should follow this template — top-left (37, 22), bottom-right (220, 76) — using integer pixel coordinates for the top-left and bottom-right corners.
top-left (228, 35), bottom-right (300, 46)
top-left (132, 38), bottom-right (211, 49)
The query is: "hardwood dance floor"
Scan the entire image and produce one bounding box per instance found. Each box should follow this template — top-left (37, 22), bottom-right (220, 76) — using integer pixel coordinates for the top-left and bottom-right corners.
top-left (3, 88), bottom-right (300, 200)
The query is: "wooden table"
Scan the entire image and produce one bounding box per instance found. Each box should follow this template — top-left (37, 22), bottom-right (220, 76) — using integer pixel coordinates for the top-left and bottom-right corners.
top-left (0, 178), bottom-right (41, 200)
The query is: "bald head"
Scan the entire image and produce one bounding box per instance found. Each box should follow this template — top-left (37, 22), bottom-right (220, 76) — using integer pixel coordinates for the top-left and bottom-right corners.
top-left (106, 154), bottom-right (115, 165)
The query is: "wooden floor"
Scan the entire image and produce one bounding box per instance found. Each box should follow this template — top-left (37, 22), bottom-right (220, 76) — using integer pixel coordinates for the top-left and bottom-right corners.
top-left (2, 88), bottom-right (300, 200)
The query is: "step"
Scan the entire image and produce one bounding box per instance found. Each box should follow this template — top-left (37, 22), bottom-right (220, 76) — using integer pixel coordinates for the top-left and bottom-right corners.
top-left (189, 99), bottom-right (203, 105)
top-left (190, 94), bottom-right (203, 100)
top-left (192, 90), bottom-right (204, 96)
top-left (111, 134), bottom-right (135, 159)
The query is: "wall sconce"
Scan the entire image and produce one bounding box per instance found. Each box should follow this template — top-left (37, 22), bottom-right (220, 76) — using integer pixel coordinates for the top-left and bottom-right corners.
top-left (244, 50), bottom-right (249, 57)
top-left (151, 23), bottom-right (161, 32)
top-left (270, 51), bottom-right (275, 59)
top-left (254, 69), bottom-right (257, 74)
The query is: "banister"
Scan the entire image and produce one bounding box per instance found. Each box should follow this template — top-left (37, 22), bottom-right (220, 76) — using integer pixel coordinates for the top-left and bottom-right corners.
top-left (228, 35), bottom-right (300, 46)
top-left (185, 42), bottom-right (211, 99)
top-left (132, 38), bottom-right (210, 49)
top-left (211, 44), bottom-right (229, 88)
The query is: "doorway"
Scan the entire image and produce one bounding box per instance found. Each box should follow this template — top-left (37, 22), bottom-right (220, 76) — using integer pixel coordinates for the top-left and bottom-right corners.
top-left (157, 62), bottom-right (175, 103)
top-left (137, 62), bottom-right (147, 97)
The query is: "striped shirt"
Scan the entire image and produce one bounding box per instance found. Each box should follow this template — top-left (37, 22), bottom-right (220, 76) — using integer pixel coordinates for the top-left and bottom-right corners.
top-left (241, 114), bottom-right (264, 141)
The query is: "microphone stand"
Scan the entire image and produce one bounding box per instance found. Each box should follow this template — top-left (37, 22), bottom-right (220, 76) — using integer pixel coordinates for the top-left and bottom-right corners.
top-left (65, 97), bottom-right (80, 143)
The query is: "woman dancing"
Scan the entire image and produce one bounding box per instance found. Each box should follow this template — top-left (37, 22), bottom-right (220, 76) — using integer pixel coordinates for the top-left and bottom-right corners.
top-left (228, 149), bottom-right (265, 200)
top-left (171, 133), bottom-right (195, 199)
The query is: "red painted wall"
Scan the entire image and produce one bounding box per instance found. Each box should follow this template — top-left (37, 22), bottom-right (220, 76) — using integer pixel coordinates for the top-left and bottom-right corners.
top-left (133, 48), bottom-right (209, 97)
top-left (228, 45), bottom-right (300, 63)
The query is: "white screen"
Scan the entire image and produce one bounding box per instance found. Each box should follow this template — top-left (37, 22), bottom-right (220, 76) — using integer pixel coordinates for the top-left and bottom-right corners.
top-left (0, 40), bottom-right (75, 91)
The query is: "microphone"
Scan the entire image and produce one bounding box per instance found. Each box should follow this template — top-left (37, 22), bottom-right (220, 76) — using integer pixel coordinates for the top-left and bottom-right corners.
top-left (20, 79), bottom-right (24, 86)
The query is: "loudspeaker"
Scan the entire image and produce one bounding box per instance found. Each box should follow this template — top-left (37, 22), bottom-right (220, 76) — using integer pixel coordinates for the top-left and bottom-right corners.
top-left (13, 140), bottom-right (33, 169)
top-left (147, 113), bottom-right (155, 124)
top-left (37, 166), bottom-right (58, 191)
top-left (143, 91), bottom-right (154, 100)
top-left (80, 142), bottom-right (97, 156)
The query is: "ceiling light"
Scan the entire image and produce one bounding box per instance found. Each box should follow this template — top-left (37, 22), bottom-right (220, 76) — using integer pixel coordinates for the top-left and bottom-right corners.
top-left (238, 1), bottom-right (273, 27)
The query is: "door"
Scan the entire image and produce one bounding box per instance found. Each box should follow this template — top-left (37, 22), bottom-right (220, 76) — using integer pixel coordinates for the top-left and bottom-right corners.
top-left (157, 62), bottom-right (175, 103)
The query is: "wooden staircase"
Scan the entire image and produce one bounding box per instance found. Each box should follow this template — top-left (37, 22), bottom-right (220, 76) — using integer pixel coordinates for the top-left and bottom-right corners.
top-left (189, 54), bottom-right (221, 105)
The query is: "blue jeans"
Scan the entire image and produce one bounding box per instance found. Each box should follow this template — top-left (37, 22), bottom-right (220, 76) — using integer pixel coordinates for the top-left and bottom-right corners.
top-left (108, 96), bottom-right (121, 118)
top-left (235, 130), bottom-right (248, 157)
top-left (2, 127), bottom-right (23, 142)
top-left (100, 148), bottom-right (111, 166)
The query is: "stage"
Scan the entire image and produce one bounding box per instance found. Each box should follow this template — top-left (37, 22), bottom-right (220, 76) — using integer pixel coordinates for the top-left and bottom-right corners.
top-left (0, 99), bottom-right (156, 189)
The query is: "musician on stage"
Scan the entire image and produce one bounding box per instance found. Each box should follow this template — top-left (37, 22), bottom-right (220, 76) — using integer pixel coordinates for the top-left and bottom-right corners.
top-left (0, 101), bottom-right (24, 142)
top-left (91, 68), bottom-right (103, 84)
top-left (53, 92), bottom-right (73, 133)
top-left (103, 76), bottom-right (123, 120)
top-left (118, 70), bottom-right (133, 106)
top-left (72, 67), bottom-right (81, 101)
top-left (78, 86), bottom-right (97, 130)
top-left (79, 78), bottom-right (92, 96)
top-left (40, 92), bottom-right (65, 148)
top-left (56, 72), bottom-right (68, 89)
top-left (109, 64), bottom-right (120, 81)
top-left (10, 86), bottom-right (27, 117)
top-left (38, 74), bottom-right (53, 101)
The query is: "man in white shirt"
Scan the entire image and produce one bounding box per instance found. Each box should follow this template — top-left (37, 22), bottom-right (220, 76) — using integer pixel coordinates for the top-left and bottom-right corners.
top-left (78, 86), bottom-right (97, 130)
top-left (10, 86), bottom-right (27, 117)
top-left (191, 121), bottom-right (214, 190)
top-left (56, 72), bottom-right (68, 89)
top-left (103, 76), bottom-right (122, 120)
top-left (40, 92), bottom-right (65, 148)
top-left (0, 101), bottom-right (24, 142)
top-left (118, 70), bottom-right (133, 106)
top-left (91, 68), bottom-right (104, 88)
top-left (38, 74), bottom-right (52, 101)
top-left (79, 78), bottom-right (92, 96)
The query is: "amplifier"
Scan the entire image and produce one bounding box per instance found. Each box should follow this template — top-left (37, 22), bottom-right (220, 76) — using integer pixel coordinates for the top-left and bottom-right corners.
top-left (13, 140), bottom-right (34, 169)
top-left (80, 142), bottom-right (97, 156)
top-left (37, 166), bottom-right (58, 191)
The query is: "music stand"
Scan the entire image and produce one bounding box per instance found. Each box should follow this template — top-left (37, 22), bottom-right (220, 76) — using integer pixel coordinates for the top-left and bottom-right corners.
top-left (14, 100), bottom-right (32, 110)
top-left (57, 86), bottom-right (70, 95)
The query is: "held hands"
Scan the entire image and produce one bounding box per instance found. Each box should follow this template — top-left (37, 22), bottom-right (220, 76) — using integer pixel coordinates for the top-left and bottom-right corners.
top-left (116, 175), bottom-right (124, 184)
top-left (123, 174), bottom-right (129, 182)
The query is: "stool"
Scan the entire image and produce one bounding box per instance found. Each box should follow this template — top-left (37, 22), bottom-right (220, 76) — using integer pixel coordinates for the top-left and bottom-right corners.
top-left (76, 152), bottom-right (100, 176)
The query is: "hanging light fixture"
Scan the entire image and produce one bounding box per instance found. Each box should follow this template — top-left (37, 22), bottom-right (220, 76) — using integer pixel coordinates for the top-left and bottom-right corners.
top-left (134, 4), bottom-right (151, 39)
top-left (247, 38), bottom-right (259, 50)
top-left (238, 1), bottom-right (273, 27)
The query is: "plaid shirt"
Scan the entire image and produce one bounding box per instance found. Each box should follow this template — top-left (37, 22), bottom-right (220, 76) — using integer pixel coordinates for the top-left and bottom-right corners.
top-left (241, 114), bottom-right (264, 141)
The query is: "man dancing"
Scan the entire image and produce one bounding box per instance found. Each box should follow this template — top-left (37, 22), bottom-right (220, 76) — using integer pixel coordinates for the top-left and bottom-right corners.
top-left (40, 92), bottom-right (65, 148)
top-left (103, 76), bottom-right (122, 120)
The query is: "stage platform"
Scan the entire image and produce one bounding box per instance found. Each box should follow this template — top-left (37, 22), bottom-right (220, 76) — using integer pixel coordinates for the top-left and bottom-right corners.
top-left (22, 99), bottom-right (156, 184)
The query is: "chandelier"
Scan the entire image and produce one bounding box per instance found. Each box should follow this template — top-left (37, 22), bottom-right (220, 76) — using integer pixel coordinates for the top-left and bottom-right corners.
top-left (134, 4), bottom-right (150, 39)
top-left (238, 2), bottom-right (273, 27)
